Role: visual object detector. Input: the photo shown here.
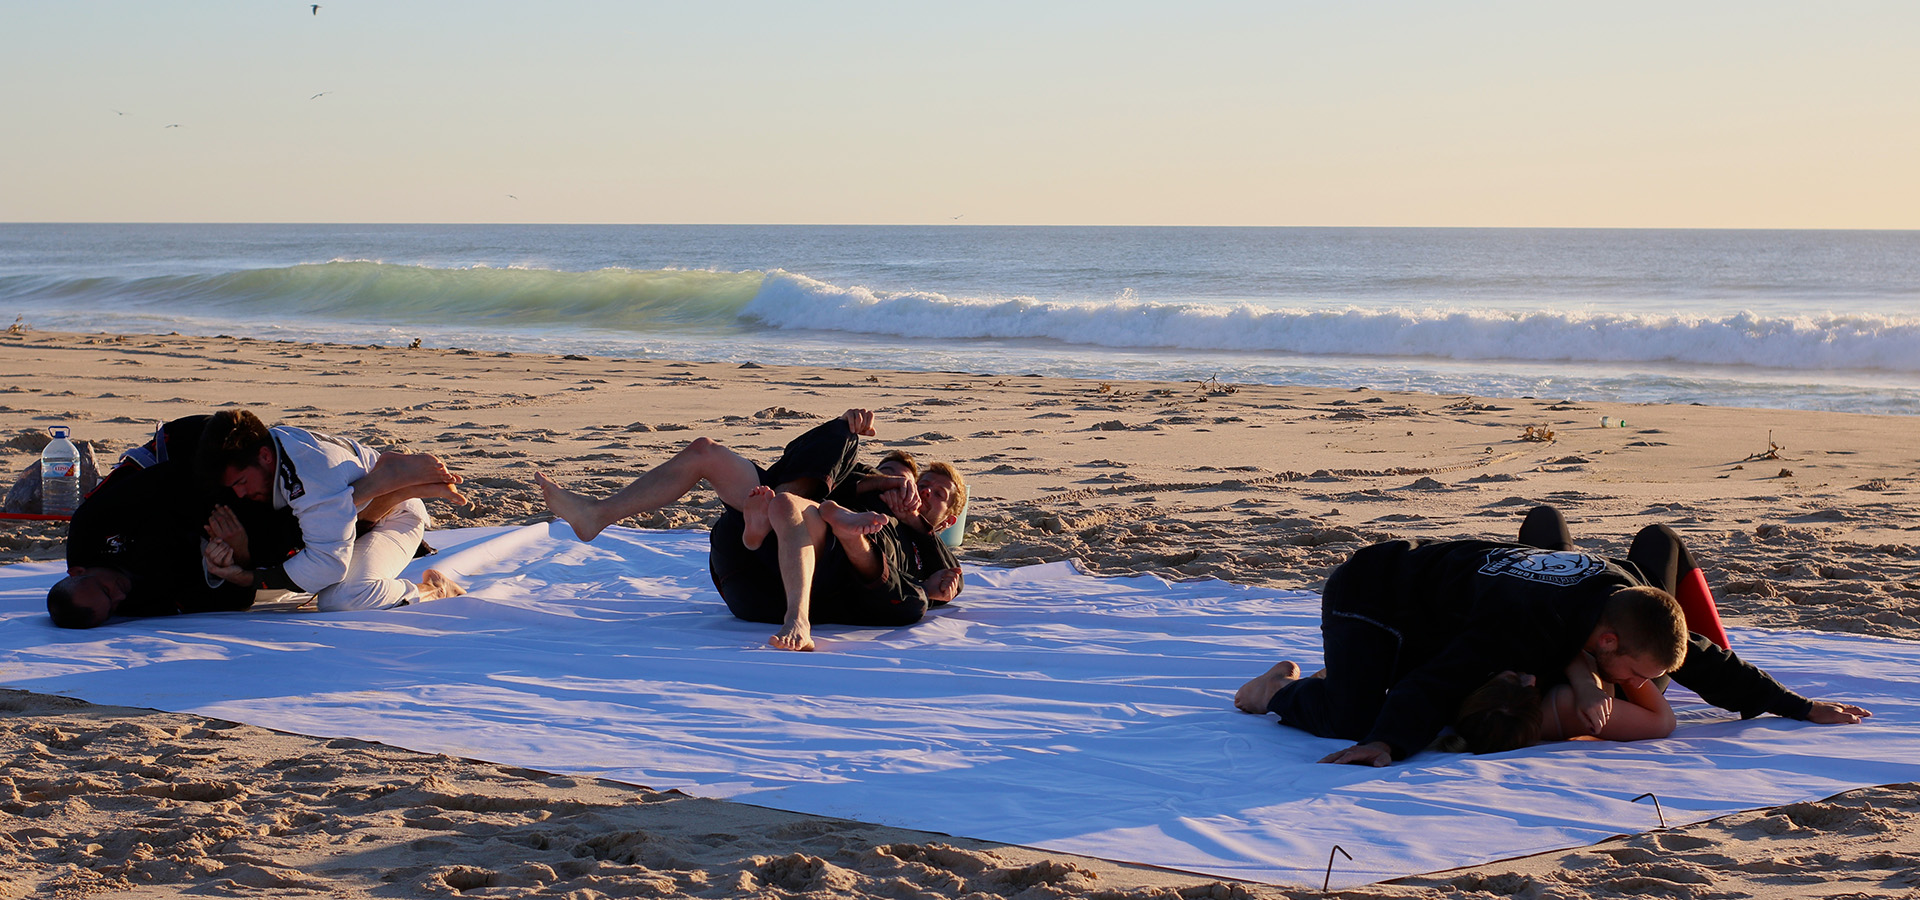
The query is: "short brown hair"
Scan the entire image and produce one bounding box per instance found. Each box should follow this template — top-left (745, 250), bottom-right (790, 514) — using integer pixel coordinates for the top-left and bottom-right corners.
top-left (1601, 586), bottom-right (1689, 671)
top-left (922, 461), bottom-right (966, 520)
top-left (195, 409), bottom-right (272, 489)
top-left (878, 449), bottom-right (920, 479)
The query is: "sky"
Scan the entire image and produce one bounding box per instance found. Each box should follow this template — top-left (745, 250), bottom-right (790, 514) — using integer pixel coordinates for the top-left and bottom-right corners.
top-left (3, 1), bottom-right (1916, 227)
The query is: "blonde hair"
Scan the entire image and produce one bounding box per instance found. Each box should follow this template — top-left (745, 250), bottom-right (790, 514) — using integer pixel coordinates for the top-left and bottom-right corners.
top-left (923, 461), bottom-right (967, 521)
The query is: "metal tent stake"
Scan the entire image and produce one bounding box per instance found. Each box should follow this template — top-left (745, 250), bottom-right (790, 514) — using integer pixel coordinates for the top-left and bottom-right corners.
top-left (1324, 844), bottom-right (1352, 892)
top-left (1631, 792), bottom-right (1668, 828)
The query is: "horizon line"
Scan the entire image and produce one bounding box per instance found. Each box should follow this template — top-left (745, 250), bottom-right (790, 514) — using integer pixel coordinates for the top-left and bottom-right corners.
top-left (5, 221), bottom-right (1919, 233)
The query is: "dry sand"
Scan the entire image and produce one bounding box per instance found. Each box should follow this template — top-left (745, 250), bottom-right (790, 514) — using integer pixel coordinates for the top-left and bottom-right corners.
top-left (3, 328), bottom-right (1918, 898)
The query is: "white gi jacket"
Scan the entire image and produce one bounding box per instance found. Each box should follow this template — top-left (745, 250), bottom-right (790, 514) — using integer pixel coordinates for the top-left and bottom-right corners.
top-left (269, 426), bottom-right (381, 593)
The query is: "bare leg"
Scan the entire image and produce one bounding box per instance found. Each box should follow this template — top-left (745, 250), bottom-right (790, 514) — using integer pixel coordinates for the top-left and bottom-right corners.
top-left (740, 485), bottom-right (776, 551)
top-left (819, 501), bottom-right (889, 581)
top-left (766, 492), bottom-right (831, 652)
top-left (1234, 661), bottom-right (1302, 714)
top-left (359, 480), bottom-right (467, 525)
top-left (354, 452), bottom-right (467, 508)
top-left (537, 437), bottom-right (763, 542)
top-left (417, 569), bottom-right (465, 601)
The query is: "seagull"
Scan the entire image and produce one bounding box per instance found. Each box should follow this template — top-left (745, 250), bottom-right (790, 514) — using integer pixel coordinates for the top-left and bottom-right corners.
top-left (311, 4), bottom-right (320, 14)
top-left (164, 124), bottom-right (181, 128)
top-left (507, 194), bottom-right (518, 200)
top-left (951, 214), bottom-right (964, 220)
top-left (111, 109), bottom-right (130, 116)
top-left (310, 91), bottom-right (331, 100)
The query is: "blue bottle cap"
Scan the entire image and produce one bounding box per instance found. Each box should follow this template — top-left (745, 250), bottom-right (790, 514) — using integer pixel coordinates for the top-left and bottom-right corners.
top-left (48, 426), bottom-right (69, 439)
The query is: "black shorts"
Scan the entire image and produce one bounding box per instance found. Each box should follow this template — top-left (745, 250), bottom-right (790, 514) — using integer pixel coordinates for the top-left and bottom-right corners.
top-left (708, 511), bottom-right (928, 627)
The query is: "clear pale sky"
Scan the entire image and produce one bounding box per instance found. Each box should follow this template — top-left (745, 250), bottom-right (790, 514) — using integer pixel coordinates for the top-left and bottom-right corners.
top-left (4, 1), bottom-right (1915, 227)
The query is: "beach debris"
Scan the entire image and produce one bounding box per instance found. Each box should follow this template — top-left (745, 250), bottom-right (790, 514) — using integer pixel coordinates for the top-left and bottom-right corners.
top-left (408, 338), bottom-right (422, 350)
top-left (1193, 375), bottom-right (1239, 396)
top-left (1855, 478), bottom-right (1891, 491)
top-left (1743, 432), bottom-right (1786, 461)
top-left (865, 374), bottom-right (880, 383)
top-left (1097, 382), bottom-right (1113, 393)
top-left (1520, 425), bottom-right (1556, 443)
top-left (1090, 420), bottom-right (1128, 431)
top-left (1777, 468), bottom-right (1794, 478)
top-left (752, 406), bottom-right (816, 420)
top-left (5, 316), bottom-right (23, 335)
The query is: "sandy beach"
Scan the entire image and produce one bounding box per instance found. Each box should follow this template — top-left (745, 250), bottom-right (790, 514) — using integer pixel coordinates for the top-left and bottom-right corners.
top-left (4, 327), bottom-right (1918, 899)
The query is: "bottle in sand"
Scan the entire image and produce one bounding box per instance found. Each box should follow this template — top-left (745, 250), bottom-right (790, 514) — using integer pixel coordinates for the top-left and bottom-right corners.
top-left (41, 426), bottom-right (80, 516)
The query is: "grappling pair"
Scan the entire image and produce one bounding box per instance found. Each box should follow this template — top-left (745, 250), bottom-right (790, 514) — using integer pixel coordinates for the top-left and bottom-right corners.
top-left (536, 408), bottom-right (967, 652)
top-left (49, 411), bottom-right (466, 629)
top-left (1235, 506), bottom-right (1870, 764)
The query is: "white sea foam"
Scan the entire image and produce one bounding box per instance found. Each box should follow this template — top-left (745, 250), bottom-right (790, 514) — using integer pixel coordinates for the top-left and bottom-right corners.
top-left (744, 271), bottom-right (1920, 373)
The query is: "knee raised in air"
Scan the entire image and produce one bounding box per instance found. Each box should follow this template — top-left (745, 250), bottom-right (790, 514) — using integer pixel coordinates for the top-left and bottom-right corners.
top-left (681, 436), bottom-right (725, 461)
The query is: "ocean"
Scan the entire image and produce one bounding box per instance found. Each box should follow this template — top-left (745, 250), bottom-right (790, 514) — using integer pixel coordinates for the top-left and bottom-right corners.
top-left (1, 224), bottom-right (1915, 415)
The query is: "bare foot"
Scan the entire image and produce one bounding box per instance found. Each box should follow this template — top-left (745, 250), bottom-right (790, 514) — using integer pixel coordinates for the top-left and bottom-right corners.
top-left (425, 480), bottom-right (470, 506)
top-left (740, 484), bottom-right (775, 550)
top-left (535, 472), bottom-right (606, 542)
top-left (417, 568), bottom-right (465, 602)
top-left (395, 479), bottom-right (471, 507)
top-left (820, 500), bottom-right (888, 539)
top-left (769, 620), bottom-right (814, 652)
top-left (367, 451), bottom-right (464, 495)
top-left (1234, 661), bottom-right (1301, 714)
top-left (391, 451), bottom-right (463, 486)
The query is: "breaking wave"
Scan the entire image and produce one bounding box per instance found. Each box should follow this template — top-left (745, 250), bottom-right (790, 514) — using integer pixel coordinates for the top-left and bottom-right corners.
top-left (744, 272), bottom-right (1920, 373)
top-left (4, 262), bottom-right (1915, 373)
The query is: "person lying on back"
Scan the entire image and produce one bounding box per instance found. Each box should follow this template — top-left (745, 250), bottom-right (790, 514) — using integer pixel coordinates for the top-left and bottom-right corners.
top-left (537, 409), bottom-right (953, 651)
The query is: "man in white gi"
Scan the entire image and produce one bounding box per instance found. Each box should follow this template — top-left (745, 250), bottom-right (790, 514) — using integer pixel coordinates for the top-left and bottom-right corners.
top-left (195, 410), bottom-right (466, 610)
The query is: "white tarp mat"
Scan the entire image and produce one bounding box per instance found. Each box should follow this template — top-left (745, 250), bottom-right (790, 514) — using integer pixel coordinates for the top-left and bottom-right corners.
top-left (4, 522), bottom-right (1918, 888)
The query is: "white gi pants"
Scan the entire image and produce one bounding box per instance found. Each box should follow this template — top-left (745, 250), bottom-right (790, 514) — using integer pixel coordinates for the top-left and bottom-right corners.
top-left (314, 499), bottom-right (428, 612)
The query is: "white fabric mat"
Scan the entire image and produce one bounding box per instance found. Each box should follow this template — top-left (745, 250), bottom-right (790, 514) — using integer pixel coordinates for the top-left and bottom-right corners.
top-left (4, 522), bottom-right (1918, 888)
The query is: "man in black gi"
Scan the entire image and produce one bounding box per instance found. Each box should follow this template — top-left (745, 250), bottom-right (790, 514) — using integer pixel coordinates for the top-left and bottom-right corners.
top-left (1234, 509), bottom-right (1871, 766)
top-left (831, 451), bottom-right (966, 607)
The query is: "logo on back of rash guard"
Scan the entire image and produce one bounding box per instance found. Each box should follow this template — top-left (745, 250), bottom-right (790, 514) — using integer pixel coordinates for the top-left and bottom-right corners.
top-left (1478, 548), bottom-right (1607, 586)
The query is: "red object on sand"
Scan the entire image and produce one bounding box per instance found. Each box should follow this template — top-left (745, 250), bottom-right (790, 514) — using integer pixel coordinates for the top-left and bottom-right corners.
top-left (1677, 567), bottom-right (1730, 649)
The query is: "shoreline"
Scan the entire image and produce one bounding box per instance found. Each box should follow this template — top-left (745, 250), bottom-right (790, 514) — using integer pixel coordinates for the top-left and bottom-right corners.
top-left (3, 328), bottom-right (1918, 897)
